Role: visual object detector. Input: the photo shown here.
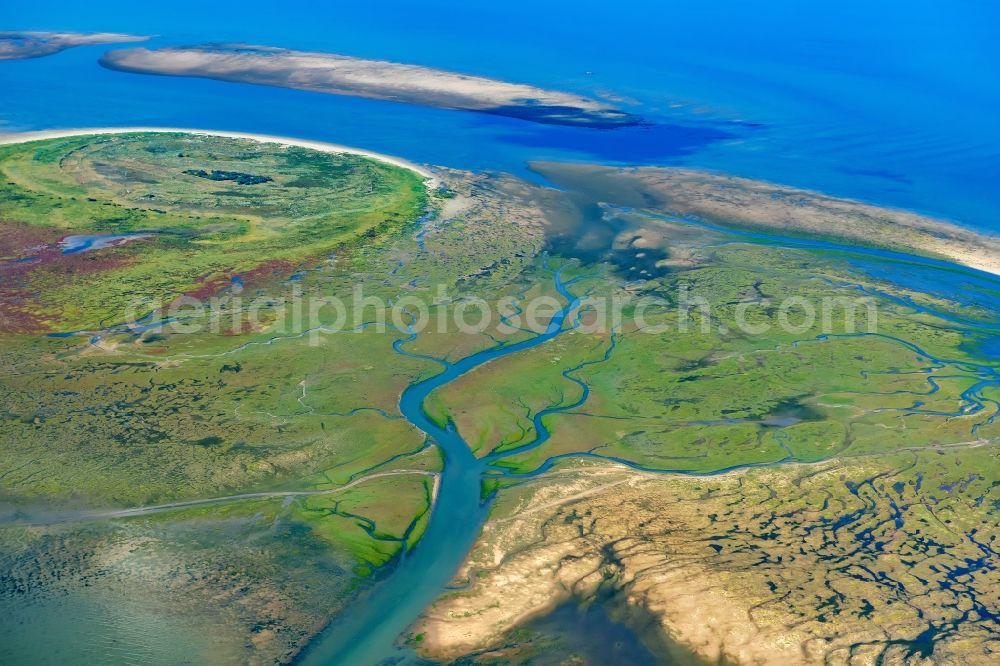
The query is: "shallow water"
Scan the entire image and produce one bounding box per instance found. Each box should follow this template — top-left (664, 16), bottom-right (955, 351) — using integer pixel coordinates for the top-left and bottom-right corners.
top-left (60, 233), bottom-right (149, 254)
top-left (517, 601), bottom-right (663, 665)
top-left (0, 584), bottom-right (246, 665)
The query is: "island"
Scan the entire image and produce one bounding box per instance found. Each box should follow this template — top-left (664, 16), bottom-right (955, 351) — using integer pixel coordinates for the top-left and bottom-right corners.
top-left (0, 31), bottom-right (148, 60)
top-left (98, 44), bottom-right (643, 128)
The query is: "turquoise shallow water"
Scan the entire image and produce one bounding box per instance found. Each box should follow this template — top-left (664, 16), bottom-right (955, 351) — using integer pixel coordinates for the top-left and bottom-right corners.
top-left (3, 0), bottom-right (1000, 232)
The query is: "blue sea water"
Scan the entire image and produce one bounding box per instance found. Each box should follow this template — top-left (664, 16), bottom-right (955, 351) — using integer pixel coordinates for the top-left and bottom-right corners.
top-left (2, 0), bottom-right (998, 233)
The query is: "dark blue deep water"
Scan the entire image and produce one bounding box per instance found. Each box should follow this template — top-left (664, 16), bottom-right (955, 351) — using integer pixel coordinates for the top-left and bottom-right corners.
top-left (3, 0), bottom-right (999, 232)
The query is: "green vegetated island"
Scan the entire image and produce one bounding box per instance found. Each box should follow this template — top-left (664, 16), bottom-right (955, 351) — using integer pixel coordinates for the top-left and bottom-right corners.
top-left (0, 131), bottom-right (997, 665)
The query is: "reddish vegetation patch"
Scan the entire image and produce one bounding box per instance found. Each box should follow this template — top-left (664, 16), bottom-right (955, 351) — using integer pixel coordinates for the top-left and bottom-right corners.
top-left (237, 258), bottom-right (298, 289)
top-left (0, 221), bottom-right (59, 332)
top-left (182, 258), bottom-right (296, 300)
top-left (0, 220), bottom-right (61, 259)
top-left (183, 274), bottom-right (233, 301)
top-left (0, 290), bottom-right (44, 333)
top-left (0, 220), bottom-right (135, 277)
top-left (0, 220), bottom-right (135, 333)
top-left (172, 258), bottom-right (300, 336)
top-left (1, 217), bottom-right (303, 333)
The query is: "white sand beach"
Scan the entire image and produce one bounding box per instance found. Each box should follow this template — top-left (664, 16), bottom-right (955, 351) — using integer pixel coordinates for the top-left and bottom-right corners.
top-left (0, 126), bottom-right (439, 187)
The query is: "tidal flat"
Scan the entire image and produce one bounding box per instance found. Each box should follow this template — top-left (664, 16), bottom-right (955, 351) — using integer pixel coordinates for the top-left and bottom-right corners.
top-left (531, 161), bottom-right (1000, 276)
top-left (413, 449), bottom-right (998, 664)
top-left (0, 130), bottom-right (997, 665)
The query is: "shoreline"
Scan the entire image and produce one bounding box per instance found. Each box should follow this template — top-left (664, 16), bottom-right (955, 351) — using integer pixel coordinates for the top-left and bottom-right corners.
top-left (532, 161), bottom-right (1000, 277)
top-left (0, 126), bottom-right (439, 187)
top-left (98, 45), bottom-right (641, 129)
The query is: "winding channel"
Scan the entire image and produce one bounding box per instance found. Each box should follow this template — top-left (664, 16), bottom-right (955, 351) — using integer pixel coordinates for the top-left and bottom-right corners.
top-left (299, 271), bottom-right (584, 665)
top-left (296, 219), bottom-right (1000, 663)
top-left (28, 206), bottom-right (1000, 663)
